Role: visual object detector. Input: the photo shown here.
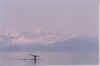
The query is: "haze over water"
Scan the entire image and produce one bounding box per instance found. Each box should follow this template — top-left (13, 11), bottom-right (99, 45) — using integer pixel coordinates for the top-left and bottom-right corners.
top-left (0, 51), bottom-right (98, 66)
top-left (0, 0), bottom-right (98, 65)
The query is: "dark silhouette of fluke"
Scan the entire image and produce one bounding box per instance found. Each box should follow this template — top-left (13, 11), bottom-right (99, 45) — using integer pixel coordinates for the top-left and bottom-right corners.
top-left (29, 54), bottom-right (40, 64)
top-left (20, 54), bottom-right (40, 65)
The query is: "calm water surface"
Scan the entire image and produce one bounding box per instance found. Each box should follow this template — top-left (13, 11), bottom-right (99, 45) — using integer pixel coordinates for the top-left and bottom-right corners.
top-left (0, 51), bottom-right (98, 66)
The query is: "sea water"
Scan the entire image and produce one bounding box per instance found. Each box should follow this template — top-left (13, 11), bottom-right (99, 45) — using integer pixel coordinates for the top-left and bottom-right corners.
top-left (0, 51), bottom-right (98, 66)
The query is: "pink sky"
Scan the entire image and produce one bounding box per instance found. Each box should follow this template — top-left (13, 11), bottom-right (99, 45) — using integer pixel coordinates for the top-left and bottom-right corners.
top-left (0, 0), bottom-right (98, 38)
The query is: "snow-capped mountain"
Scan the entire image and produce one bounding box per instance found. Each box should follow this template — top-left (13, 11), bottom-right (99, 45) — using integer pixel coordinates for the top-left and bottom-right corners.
top-left (0, 31), bottom-right (76, 45)
top-left (0, 32), bottom-right (98, 52)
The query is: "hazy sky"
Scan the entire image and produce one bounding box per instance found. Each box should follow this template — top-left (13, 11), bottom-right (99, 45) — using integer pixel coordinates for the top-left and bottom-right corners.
top-left (0, 1), bottom-right (98, 65)
top-left (0, 0), bottom-right (98, 37)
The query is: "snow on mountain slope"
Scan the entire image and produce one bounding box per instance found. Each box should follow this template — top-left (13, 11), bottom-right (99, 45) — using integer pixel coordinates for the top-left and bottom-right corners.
top-left (0, 31), bottom-right (77, 45)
